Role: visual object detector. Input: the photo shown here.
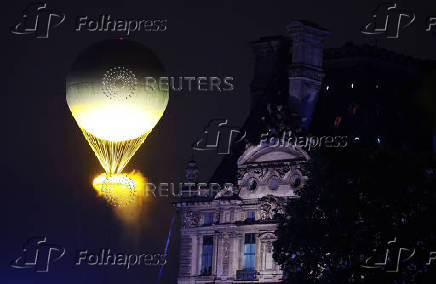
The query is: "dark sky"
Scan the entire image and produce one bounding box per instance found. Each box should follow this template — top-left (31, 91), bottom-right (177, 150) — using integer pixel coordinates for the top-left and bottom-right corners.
top-left (1, 0), bottom-right (436, 283)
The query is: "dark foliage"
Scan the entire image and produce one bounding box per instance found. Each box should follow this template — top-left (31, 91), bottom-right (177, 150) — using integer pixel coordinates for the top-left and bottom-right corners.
top-left (273, 142), bottom-right (436, 283)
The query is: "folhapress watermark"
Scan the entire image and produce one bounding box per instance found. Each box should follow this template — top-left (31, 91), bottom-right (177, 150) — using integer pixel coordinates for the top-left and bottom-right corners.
top-left (361, 3), bottom-right (436, 39)
top-left (260, 130), bottom-right (348, 151)
top-left (362, 237), bottom-right (436, 273)
top-left (193, 119), bottom-right (245, 155)
top-left (11, 2), bottom-right (167, 39)
top-left (75, 15), bottom-right (166, 35)
top-left (10, 237), bottom-right (167, 272)
top-left (10, 236), bottom-right (65, 272)
top-left (75, 249), bottom-right (167, 270)
top-left (10, 3), bottom-right (65, 38)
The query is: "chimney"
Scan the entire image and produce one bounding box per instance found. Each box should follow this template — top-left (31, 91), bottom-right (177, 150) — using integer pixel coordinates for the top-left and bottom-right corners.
top-left (287, 21), bottom-right (330, 129)
top-left (250, 37), bottom-right (287, 109)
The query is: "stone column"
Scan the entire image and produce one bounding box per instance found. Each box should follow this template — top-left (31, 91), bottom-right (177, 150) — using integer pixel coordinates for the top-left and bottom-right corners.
top-left (221, 233), bottom-right (231, 277)
top-left (212, 233), bottom-right (218, 275)
top-left (260, 240), bottom-right (264, 272)
top-left (230, 233), bottom-right (239, 278)
top-left (196, 235), bottom-right (202, 275)
top-left (256, 233), bottom-right (261, 272)
top-left (216, 232), bottom-right (224, 277)
top-left (238, 233), bottom-right (244, 270)
top-left (188, 235), bottom-right (195, 276)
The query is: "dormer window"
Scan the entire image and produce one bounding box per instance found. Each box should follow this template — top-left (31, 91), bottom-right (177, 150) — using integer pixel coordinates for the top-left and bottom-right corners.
top-left (248, 178), bottom-right (257, 191)
top-left (204, 212), bottom-right (214, 225)
top-left (247, 211), bottom-right (256, 223)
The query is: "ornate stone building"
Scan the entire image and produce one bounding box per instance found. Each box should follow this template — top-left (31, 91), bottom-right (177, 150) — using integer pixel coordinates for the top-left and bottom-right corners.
top-left (173, 10), bottom-right (436, 280)
top-left (174, 21), bottom-right (329, 283)
top-left (175, 144), bottom-right (309, 283)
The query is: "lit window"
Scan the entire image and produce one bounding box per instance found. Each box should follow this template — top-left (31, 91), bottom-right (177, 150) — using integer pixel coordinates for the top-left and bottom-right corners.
top-left (204, 212), bottom-right (214, 225)
top-left (247, 211), bottom-right (255, 222)
top-left (351, 82), bottom-right (355, 89)
top-left (334, 116), bottom-right (342, 128)
top-left (243, 233), bottom-right (256, 270)
top-left (201, 236), bottom-right (213, 275)
top-left (326, 85), bottom-right (330, 91)
top-left (377, 137), bottom-right (381, 144)
top-left (352, 106), bottom-right (357, 114)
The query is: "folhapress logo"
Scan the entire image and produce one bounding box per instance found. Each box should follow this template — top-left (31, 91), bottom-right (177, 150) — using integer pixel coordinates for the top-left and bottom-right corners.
top-left (11, 3), bottom-right (167, 39)
top-left (193, 119), bottom-right (246, 155)
top-left (11, 2), bottom-right (65, 38)
top-left (362, 237), bottom-right (436, 273)
top-left (361, 3), bottom-right (415, 39)
top-left (361, 2), bottom-right (436, 39)
top-left (10, 237), bottom-right (65, 272)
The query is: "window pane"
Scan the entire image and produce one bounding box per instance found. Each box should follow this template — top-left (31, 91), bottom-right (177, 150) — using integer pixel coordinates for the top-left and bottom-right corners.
top-left (243, 233), bottom-right (256, 270)
top-left (201, 236), bottom-right (213, 275)
top-left (247, 211), bottom-right (255, 222)
top-left (204, 212), bottom-right (214, 225)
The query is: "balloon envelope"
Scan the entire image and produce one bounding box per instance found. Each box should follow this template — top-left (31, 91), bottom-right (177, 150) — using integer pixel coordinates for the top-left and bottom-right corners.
top-left (66, 39), bottom-right (169, 142)
top-left (66, 40), bottom-right (168, 173)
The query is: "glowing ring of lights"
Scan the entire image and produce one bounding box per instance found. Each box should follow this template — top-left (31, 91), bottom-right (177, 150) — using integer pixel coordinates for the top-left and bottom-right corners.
top-left (102, 66), bottom-right (137, 100)
top-left (100, 174), bottom-right (137, 206)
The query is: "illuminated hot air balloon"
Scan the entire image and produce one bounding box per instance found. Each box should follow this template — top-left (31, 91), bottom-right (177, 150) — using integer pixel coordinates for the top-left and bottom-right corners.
top-left (66, 39), bottom-right (168, 206)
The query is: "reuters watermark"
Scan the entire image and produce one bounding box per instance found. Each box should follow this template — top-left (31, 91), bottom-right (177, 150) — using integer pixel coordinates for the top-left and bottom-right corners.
top-left (144, 76), bottom-right (234, 92)
top-left (144, 182), bottom-right (234, 198)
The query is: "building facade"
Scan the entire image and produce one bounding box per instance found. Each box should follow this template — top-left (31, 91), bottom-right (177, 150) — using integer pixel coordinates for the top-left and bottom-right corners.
top-left (174, 21), bottom-right (329, 283)
top-left (175, 144), bottom-right (309, 283)
top-left (173, 18), bottom-right (436, 283)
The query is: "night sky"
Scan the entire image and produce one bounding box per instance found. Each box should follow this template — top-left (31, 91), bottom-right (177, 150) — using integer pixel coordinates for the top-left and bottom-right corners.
top-left (1, 0), bottom-right (436, 283)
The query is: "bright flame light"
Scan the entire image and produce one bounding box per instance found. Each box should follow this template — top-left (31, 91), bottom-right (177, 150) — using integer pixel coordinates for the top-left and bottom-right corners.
top-left (93, 173), bottom-right (139, 206)
top-left (93, 170), bottom-right (147, 207)
top-left (93, 170), bottom-right (154, 242)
